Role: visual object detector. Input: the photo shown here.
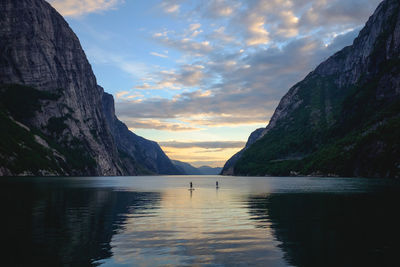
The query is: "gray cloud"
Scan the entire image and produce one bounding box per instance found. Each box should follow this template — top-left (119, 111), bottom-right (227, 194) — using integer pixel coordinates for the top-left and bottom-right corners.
top-left (117, 33), bottom-right (354, 124)
top-left (300, 0), bottom-right (382, 29)
top-left (123, 119), bottom-right (199, 132)
top-left (159, 141), bottom-right (246, 149)
top-left (115, 0), bottom-right (382, 131)
top-left (200, 0), bottom-right (240, 18)
top-left (152, 34), bottom-right (213, 56)
top-left (224, 0), bottom-right (381, 46)
top-left (187, 160), bottom-right (225, 167)
top-left (134, 64), bottom-right (206, 90)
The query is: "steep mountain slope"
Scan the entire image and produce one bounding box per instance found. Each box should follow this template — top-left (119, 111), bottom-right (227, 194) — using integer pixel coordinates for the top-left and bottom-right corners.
top-left (0, 0), bottom-right (178, 176)
top-left (102, 93), bottom-right (182, 175)
top-left (222, 0), bottom-right (400, 178)
top-left (221, 128), bottom-right (264, 175)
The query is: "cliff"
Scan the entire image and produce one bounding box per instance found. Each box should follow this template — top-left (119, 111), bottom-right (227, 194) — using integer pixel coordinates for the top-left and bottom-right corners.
top-left (0, 0), bottom-right (178, 176)
top-left (102, 93), bottom-right (182, 175)
top-left (222, 0), bottom-right (400, 178)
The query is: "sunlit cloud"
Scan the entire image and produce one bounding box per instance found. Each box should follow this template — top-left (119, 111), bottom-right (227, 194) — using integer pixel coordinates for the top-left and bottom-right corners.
top-left (207, 27), bottom-right (237, 44)
top-left (160, 0), bottom-right (181, 14)
top-left (48, 0), bottom-right (124, 17)
top-left (125, 119), bottom-right (199, 132)
top-left (159, 140), bottom-right (246, 149)
top-left (153, 34), bottom-right (213, 56)
top-left (201, 0), bottom-right (240, 18)
top-left (133, 64), bottom-right (205, 90)
top-left (189, 23), bottom-right (201, 31)
top-left (115, 91), bottom-right (144, 100)
top-left (150, 52), bottom-right (168, 58)
top-left (244, 13), bottom-right (270, 46)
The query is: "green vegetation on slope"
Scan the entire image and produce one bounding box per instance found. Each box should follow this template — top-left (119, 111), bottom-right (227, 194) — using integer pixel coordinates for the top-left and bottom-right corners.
top-left (234, 60), bottom-right (400, 178)
top-left (0, 111), bottom-right (62, 174)
top-left (0, 84), bottom-right (96, 175)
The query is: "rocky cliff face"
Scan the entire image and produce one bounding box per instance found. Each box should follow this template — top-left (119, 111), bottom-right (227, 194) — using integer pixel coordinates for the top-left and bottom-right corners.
top-left (0, 0), bottom-right (177, 176)
top-left (102, 93), bottom-right (182, 175)
top-left (222, 0), bottom-right (400, 178)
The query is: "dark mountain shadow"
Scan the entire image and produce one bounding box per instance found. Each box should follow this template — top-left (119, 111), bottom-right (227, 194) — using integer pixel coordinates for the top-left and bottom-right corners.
top-left (247, 193), bottom-right (400, 267)
top-left (0, 179), bottom-right (161, 266)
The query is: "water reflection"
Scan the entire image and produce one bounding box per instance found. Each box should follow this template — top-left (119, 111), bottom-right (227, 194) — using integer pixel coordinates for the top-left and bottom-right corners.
top-left (101, 188), bottom-right (287, 266)
top-left (247, 193), bottom-right (400, 267)
top-left (1, 176), bottom-right (400, 267)
top-left (0, 179), bottom-right (161, 266)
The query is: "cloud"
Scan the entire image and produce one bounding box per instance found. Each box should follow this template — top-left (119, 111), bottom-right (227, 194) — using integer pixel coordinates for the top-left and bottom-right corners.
top-left (117, 30), bottom-right (363, 128)
top-left (160, 0), bottom-right (181, 14)
top-left (243, 13), bottom-right (270, 46)
top-left (300, 0), bottom-right (382, 28)
top-left (153, 34), bottom-right (213, 56)
top-left (202, 0), bottom-right (240, 18)
top-left (186, 161), bottom-right (226, 168)
top-left (182, 115), bottom-right (270, 126)
top-left (159, 141), bottom-right (246, 149)
top-left (115, 91), bottom-right (144, 100)
top-left (150, 52), bottom-right (168, 58)
top-left (189, 23), bottom-right (201, 31)
top-left (48, 0), bottom-right (124, 17)
top-left (77, 0), bottom-right (382, 151)
top-left (207, 27), bottom-right (236, 44)
top-left (133, 64), bottom-right (205, 90)
top-left (124, 119), bottom-right (199, 132)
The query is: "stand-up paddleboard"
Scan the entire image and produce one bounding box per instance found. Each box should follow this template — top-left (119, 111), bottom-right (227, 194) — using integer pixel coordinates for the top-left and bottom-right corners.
top-left (189, 182), bottom-right (194, 191)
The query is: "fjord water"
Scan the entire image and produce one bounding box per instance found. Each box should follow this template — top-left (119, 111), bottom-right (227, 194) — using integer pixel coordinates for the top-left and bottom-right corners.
top-left (1, 176), bottom-right (400, 266)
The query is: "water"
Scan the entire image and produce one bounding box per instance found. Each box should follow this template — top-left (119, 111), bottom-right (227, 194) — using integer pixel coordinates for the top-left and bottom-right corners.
top-left (1, 176), bottom-right (399, 266)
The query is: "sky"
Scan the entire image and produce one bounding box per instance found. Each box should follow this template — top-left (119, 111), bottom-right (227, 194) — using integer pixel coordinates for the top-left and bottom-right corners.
top-left (48, 0), bottom-right (382, 167)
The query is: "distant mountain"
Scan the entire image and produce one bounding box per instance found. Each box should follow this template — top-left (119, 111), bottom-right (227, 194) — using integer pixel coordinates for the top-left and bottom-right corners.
top-left (222, 0), bottom-right (400, 178)
top-left (172, 160), bottom-right (202, 175)
top-left (172, 160), bottom-right (222, 175)
top-left (0, 0), bottom-right (180, 176)
top-left (197, 166), bottom-right (223, 175)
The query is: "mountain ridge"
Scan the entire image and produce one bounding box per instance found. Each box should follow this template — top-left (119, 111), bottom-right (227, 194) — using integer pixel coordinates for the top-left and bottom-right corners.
top-left (0, 0), bottom-right (180, 176)
top-left (172, 160), bottom-right (222, 175)
top-left (222, 0), bottom-right (400, 178)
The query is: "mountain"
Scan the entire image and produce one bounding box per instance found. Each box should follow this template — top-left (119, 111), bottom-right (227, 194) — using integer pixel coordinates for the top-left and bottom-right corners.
top-left (0, 0), bottom-right (180, 176)
top-left (197, 166), bottom-right (222, 175)
top-left (222, 0), bottom-right (400, 178)
top-left (172, 160), bottom-right (222, 175)
top-left (102, 93), bottom-right (181, 175)
top-left (172, 160), bottom-right (202, 175)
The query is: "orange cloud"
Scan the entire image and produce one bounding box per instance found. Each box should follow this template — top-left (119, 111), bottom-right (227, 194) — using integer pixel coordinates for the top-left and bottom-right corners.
top-left (48, 0), bottom-right (124, 17)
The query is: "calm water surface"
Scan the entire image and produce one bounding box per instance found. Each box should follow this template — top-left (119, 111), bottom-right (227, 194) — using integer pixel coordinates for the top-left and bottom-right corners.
top-left (1, 176), bottom-right (400, 266)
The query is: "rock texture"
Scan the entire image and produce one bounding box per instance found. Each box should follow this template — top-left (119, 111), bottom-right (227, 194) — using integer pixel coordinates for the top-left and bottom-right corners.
top-left (0, 0), bottom-right (177, 176)
top-left (102, 93), bottom-right (182, 175)
top-left (222, 0), bottom-right (400, 178)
